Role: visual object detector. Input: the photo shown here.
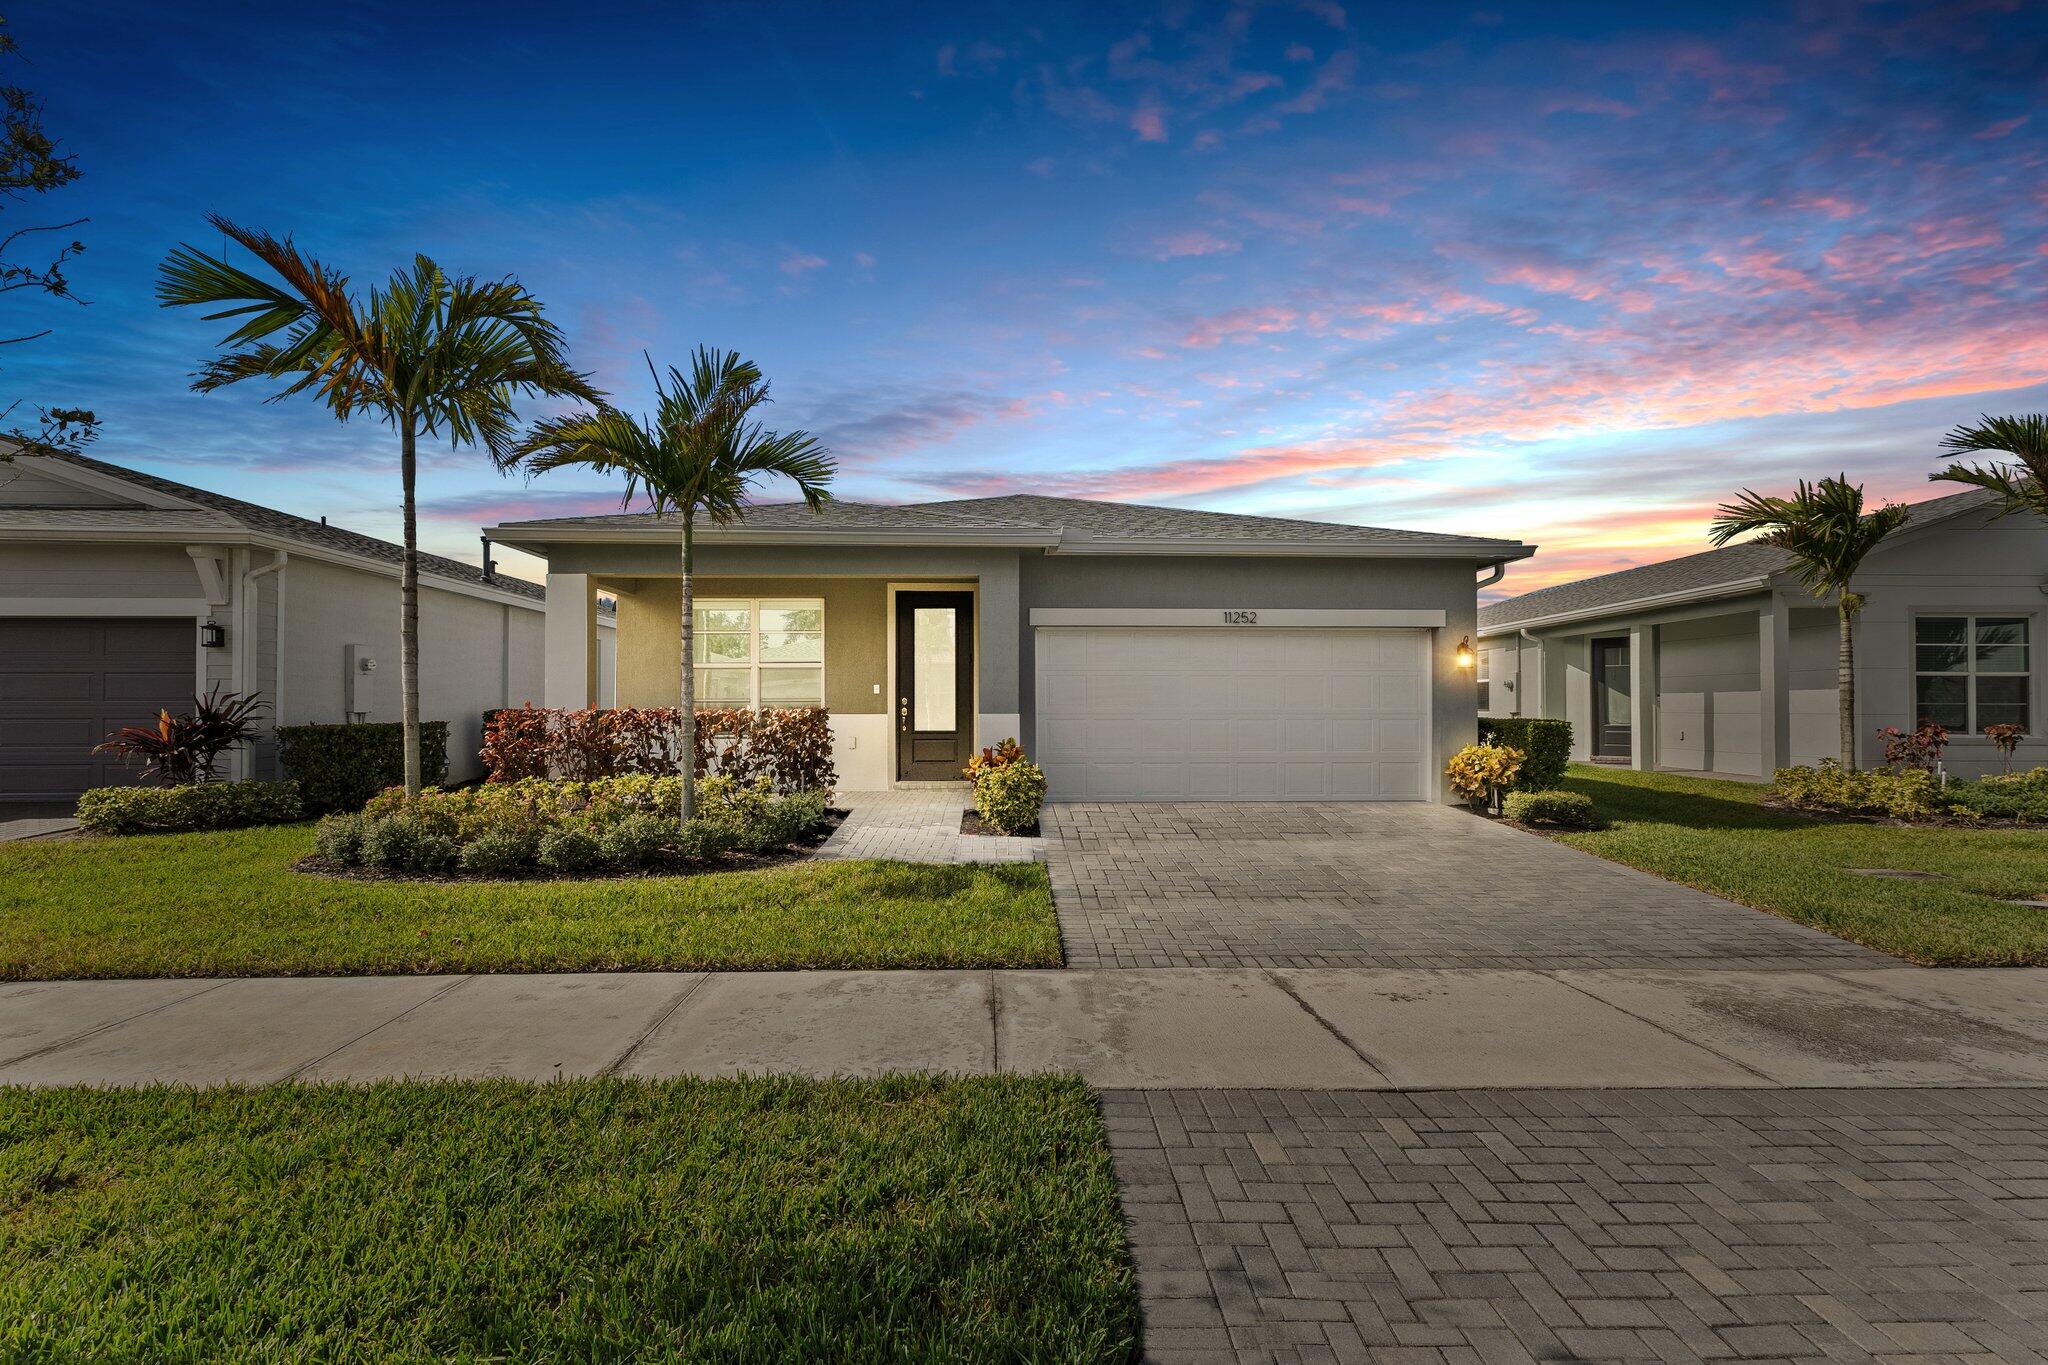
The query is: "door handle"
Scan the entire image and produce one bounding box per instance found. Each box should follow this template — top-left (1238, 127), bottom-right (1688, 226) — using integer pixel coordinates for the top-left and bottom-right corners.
top-left (899, 697), bottom-right (909, 730)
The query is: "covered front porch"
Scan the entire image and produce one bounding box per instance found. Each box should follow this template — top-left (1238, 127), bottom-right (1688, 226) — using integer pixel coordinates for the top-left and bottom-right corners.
top-left (538, 563), bottom-right (1022, 792)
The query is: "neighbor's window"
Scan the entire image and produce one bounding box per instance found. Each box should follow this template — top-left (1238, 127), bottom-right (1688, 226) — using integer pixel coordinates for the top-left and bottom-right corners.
top-left (1476, 649), bottom-right (1491, 713)
top-left (692, 598), bottom-right (823, 711)
top-left (1914, 615), bottom-right (2029, 733)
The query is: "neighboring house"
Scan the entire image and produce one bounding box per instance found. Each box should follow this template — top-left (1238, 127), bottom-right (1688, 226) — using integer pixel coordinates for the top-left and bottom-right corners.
top-left (1478, 487), bottom-right (2043, 779)
top-left (486, 495), bottom-right (1532, 801)
top-left (0, 451), bottom-right (615, 814)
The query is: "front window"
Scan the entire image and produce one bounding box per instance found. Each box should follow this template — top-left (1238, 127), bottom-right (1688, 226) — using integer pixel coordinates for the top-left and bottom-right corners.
top-left (1914, 615), bottom-right (2029, 733)
top-left (1476, 649), bottom-right (1491, 712)
top-left (692, 598), bottom-right (823, 711)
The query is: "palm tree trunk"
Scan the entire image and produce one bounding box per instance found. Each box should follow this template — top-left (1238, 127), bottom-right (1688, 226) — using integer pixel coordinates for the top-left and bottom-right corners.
top-left (1837, 598), bottom-right (1856, 770)
top-left (678, 512), bottom-right (695, 829)
top-left (399, 419), bottom-right (422, 799)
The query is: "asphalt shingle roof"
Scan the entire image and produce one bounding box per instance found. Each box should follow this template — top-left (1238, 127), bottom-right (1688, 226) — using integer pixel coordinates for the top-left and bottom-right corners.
top-left (497, 491), bottom-right (1524, 550)
top-left (23, 452), bottom-right (540, 600)
top-left (1479, 487), bottom-right (2001, 632)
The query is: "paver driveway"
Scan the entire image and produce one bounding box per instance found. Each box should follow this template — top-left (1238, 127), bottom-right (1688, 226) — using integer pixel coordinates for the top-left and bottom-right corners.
top-left (1046, 801), bottom-right (1883, 970)
top-left (1111, 1087), bottom-right (2048, 1364)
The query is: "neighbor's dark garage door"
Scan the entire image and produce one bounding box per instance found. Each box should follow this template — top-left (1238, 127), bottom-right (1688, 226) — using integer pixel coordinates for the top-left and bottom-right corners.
top-left (0, 618), bottom-right (195, 814)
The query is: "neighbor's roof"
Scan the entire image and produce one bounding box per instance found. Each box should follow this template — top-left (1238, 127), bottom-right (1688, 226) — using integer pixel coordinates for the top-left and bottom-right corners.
top-left (491, 491), bottom-right (1532, 560)
top-left (1479, 486), bottom-right (2001, 633)
top-left (7, 451), bottom-right (542, 602)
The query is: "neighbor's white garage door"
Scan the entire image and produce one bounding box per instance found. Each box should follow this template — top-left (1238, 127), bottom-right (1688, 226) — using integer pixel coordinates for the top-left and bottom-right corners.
top-left (1034, 627), bottom-right (1431, 801)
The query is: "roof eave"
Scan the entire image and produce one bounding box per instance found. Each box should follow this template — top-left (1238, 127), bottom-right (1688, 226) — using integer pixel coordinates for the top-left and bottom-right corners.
top-left (1048, 537), bottom-right (1537, 560)
top-left (483, 523), bottom-right (1066, 554)
top-left (1478, 574), bottom-right (1775, 636)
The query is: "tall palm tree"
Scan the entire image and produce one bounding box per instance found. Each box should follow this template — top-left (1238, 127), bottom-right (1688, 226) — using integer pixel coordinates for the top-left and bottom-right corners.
top-left (1932, 413), bottom-right (2048, 521)
top-left (513, 347), bottom-right (833, 824)
top-left (1710, 475), bottom-right (1909, 769)
top-left (156, 214), bottom-right (599, 797)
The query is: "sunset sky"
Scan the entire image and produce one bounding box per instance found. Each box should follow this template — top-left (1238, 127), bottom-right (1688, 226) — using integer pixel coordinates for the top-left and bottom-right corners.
top-left (8, 1), bottom-right (2045, 597)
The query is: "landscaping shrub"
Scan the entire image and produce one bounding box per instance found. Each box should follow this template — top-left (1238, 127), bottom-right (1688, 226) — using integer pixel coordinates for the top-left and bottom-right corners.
top-left (313, 812), bottom-right (367, 864)
top-left (325, 774), bottom-right (831, 878)
top-left (1504, 789), bottom-right (1602, 830)
top-left (975, 760), bottom-right (1047, 835)
top-left (1476, 718), bottom-right (1572, 791)
top-left (1877, 720), bottom-right (1949, 772)
top-left (277, 722), bottom-right (450, 815)
top-left (478, 705), bottom-right (835, 791)
top-left (599, 814), bottom-right (672, 870)
top-left (91, 687), bottom-right (267, 786)
top-left (457, 827), bottom-right (539, 877)
top-left (1946, 767), bottom-right (2048, 822)
top-left (537, 826), bottom-right (603, 874)
top-left (1773, 764), bottom-right (1946, 820)
top-left (963, 737), bottom-right (1025, 782)
top-left (360, 812), bottom-right (459, 875)
top-left (1446, 743), bottom-right (1523, 809)
top-left (76, 780), bottom-right (303, 835)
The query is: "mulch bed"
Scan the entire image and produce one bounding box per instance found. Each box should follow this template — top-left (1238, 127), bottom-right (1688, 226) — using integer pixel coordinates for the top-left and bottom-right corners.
top-left (960, 809), bottom-right (1039, 838)
top-left (294, 808), bottom-right (848, 884)
top-left (1757, 797), bottom-right (2034, 829)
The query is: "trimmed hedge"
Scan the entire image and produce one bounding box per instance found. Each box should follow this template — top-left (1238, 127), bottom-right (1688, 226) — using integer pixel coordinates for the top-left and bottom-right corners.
top-left (277, 722), bottom-right (449, 815)
top-left (480, 705), bottom-right (835, 792)
top-left (1477, 718), bottom-right (1572, 791)
top-left (1503, 789), bottom-right (1602, 830)
top-left (76, 781), bottom-right (303, 835)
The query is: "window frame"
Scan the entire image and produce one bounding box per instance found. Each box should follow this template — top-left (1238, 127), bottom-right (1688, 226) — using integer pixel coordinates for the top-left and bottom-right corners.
top-left (691, 596), bottom-right (825, 711)
top-left (1911, 611), bottom-right (2031, 735)
top-left (1475, 647), bottom-right (1491, 713)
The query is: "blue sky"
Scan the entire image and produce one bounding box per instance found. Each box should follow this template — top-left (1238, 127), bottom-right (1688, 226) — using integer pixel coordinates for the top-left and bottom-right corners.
top-left (6, 0), bottom-right (2045, 593)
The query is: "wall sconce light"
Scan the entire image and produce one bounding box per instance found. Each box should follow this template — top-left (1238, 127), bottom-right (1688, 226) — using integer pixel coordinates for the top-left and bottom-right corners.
top-left (1454, 635), bottom-right (1475, 669)
top-left (199, 621), bottom-right (226, 649)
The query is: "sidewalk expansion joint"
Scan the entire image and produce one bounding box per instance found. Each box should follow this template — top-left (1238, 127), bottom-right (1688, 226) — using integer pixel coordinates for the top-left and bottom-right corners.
top-left (279, 976), bottom-right (475, 1083)
top-left (1261, 968), bottom-right (1394, 1084)
top-left (601, 973), bottom-right (710, 1078)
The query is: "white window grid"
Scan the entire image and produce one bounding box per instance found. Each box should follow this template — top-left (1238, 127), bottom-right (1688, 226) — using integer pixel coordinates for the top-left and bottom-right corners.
top-left (692, 597), bottom-right (825, 711)
top-left (1912, 613), bottom-right (2030, 734)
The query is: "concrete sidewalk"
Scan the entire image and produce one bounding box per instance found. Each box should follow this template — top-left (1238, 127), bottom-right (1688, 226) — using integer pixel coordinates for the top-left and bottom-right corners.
top-left (5, 965), bottom-right (2046, 1089)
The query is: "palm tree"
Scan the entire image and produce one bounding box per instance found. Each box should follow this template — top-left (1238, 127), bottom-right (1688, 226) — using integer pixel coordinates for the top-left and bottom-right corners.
top-left (1932, 413), bottom-right (2048, 521)
top-left (1709, 475), bottom-right (1909, 769)
top-left (156, 214), bottom-right (599, 797)
top-left (513, 348), bottom-right (833, 824)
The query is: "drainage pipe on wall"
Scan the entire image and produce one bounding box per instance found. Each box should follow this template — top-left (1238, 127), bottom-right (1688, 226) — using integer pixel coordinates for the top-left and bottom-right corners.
top-left (239, 549), bottom-right (287, 779)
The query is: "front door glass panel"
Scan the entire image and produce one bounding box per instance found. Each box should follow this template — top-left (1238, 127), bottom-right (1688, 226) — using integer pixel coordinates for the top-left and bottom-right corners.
top-left (913, 607), bottom-right (957, 731)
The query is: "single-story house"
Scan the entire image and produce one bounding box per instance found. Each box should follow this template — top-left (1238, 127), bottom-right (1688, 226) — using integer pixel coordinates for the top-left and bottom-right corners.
top-left (485, 495), bottom-right (1532, 801)
top-left (0, 450), bottom-right (614, 814)
top-left (1478, 487), bottom-right (2043, 779)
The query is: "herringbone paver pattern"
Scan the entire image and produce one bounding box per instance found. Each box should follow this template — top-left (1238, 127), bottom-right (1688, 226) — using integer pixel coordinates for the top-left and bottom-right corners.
top-left (1048, 802), bottom-right (1883, 970)
top-left (1107, 1088), bottom-right (2048, 1364)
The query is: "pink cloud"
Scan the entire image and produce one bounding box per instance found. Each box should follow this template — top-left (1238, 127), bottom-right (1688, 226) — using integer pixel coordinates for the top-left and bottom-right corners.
top-left (1148, 229), bottom-right (1240, 260)
top-left (1130, 105), bottom-right (1168, 142)
top-left (1975, 115), bottom-right (2028, 140)
top-left (1178, 305), bottom-right (1302, 348)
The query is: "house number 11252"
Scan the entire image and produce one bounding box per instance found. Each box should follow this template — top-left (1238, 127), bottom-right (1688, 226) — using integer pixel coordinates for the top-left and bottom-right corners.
top-left (1222, 610), bottom-right (1259, 624)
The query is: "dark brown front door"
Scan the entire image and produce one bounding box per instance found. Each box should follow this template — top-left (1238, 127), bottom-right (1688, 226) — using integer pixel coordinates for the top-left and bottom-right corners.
top-left (895, 591), bottom-right (973, 781)
top-left (1592, 637), bottom-right (1632, 760)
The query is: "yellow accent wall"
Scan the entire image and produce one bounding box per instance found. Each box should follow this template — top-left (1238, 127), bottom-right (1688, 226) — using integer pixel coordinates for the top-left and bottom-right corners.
top-left (607, 577), bottom-right (888, 714)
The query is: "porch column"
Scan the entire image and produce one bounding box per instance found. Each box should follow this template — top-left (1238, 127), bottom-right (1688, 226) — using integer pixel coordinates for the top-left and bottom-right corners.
top-left (975, 555), bottom-right (1022, 749)
top-left (543, 573), bottom-right (598, 708)
top-left (1628, 624), bottom-right (1658, 770)
top-left (1758, 598), bottom-right (1791, 774)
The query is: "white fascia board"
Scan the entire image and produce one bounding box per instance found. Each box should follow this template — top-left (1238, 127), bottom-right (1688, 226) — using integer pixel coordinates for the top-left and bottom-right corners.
top-left (0, 596), bottom-right (211, 616)
top-left (1032, 607), bottom-right (1448, 628)
top-left (1046, 537), bottom-right (1535, 560)
top-left (1476, 576), bottom-right (1774, 638)
top-left (0, 523), bottom-right (544, 612)
top-left (483, 524), bottom-right (1064, 554)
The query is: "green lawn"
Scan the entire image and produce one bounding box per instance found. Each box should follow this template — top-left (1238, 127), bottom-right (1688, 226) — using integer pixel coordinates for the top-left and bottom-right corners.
top-left (1555, 764), bottom-right (2048, 966)
top-left (0, 824), bottom-right (1060, 979)
top-left (0, 1074), bottom-right (1138, 1362)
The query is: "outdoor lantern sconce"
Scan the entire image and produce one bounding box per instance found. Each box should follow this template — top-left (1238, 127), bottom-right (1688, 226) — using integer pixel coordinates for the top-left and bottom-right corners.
top-left (1454, 635), bottom-right (1475, 669)
top-left (199, 621), bottom-right (226, 649)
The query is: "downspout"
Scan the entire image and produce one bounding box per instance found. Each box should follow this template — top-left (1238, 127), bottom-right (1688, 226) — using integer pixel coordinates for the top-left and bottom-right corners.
top-left (240, 549), bottom-right (287, 779)
top-left (1476, 561), bottom-right (1506, 589)
top-left (1518, 627), bottom-right (1539, 718)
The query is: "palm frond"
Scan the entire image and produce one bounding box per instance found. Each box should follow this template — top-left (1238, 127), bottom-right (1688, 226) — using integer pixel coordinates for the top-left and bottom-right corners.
top-left (1708, 474), bottom-right (1905, 600)
top-left (1932, 413), bottom-right (2048, 521)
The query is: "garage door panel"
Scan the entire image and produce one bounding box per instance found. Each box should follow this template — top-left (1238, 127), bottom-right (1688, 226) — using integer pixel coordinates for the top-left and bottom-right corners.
top-left (1036, 627), bottom-right (1430, 801)
top-left (1, 618), bottom-right (195, 808)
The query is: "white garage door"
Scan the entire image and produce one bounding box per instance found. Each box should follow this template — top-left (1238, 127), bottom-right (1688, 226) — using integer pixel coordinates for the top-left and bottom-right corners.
top-left (1034, 627), bottom-right (1431, 800)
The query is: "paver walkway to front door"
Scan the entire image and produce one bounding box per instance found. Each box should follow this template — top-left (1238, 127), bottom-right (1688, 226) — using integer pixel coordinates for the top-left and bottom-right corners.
top-left (1046, 801), bottom-right (1884, 971)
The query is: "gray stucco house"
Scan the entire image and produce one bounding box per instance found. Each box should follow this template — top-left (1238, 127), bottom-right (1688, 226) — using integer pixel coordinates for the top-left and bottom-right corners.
top-left (0, 451), bottom-right (614, 813)
top-left (1478, 487), bottom-right (2042, 779)
top-left (487, 495), bottom-right (1532, 801)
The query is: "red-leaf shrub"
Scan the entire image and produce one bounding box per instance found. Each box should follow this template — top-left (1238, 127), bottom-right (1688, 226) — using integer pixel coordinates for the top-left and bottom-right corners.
top-left (1878, 720), bottom-right (1949, 772)
top-left (481, 705), bottom-right (835, 791)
